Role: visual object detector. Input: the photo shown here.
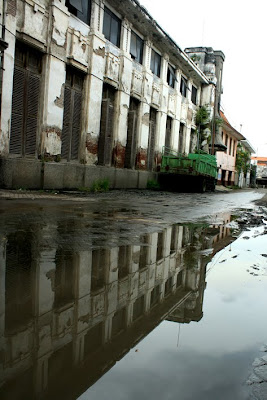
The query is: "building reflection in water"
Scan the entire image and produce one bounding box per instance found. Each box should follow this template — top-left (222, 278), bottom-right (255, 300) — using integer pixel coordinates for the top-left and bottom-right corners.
top-left (0, 213), bottom-right (234, 399)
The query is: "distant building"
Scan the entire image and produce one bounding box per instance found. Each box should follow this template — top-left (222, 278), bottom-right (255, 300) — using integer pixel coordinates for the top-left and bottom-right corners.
top-left (251, 156), bottom-right (267, 186)
top-left (216, 111), bottom-right (245, 186)
top-left (0, 0), bottom-right (225, 190)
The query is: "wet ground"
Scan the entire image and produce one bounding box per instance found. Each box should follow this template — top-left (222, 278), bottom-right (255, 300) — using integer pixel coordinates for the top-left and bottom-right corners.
top-left (0, 188), bottom-right (266, 400)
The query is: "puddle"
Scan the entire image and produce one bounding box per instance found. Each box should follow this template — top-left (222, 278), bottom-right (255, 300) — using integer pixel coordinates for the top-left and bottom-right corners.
top-left (0, 199), bottom-right (266, 400)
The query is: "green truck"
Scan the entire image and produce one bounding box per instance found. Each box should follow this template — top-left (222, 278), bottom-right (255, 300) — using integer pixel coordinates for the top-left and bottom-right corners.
top-left (158, 147), bottom-right (217, 192)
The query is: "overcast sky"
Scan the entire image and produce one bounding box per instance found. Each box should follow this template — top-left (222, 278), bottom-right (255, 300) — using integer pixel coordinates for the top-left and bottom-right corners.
top-left (140, 0), bottom-right (267, 156)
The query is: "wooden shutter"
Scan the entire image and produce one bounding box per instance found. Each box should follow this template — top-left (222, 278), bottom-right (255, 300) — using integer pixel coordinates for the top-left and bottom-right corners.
top-left (147, 109), bottom-right (157, 170)
top-left (10, 44), bottom-right (41, 157)
top-left (125, 98), bottom-right (138, 169)
top-left (61, 69), bottom-right (83, 161)
top-left (25, 73), bottom-right (40, 155)
top-left (125, 110), bottom-right (136, 168)
top-left (70, 91), bottom-right (82, 159)
top-left (61, 86), bottom-right (72, 160)
top-left (9, 68), bottom-right (25, 155)
top-left (98, 86), bottom-right (115, 166)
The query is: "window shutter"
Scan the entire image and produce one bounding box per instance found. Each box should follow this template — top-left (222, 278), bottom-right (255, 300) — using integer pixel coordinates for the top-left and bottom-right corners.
top-left (148, 109), bottom-right (156, 170)
top-left (70, 90), bottom-right (82, 160)
top-left (25, 72), bottom-right (40, 156)
top-left (105, 99), bottom-right (114, 165)
top-left (98, 90), bottom-right (114, 166)
top-left (9, 67), bottom-right (25, 155)
top-left (61, 86), bottom-right (72, 160)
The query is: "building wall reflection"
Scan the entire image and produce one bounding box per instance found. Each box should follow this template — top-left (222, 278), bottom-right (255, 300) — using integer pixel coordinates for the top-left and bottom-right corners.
top-left (0, 214), bottom-right (233, 399)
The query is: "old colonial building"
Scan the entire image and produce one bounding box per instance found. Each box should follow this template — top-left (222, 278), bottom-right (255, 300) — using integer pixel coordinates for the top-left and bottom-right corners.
top-left (0, 0), bottom-right (225, 189)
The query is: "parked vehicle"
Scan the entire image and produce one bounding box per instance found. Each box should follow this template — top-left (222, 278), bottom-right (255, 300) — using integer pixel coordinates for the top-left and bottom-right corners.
top-left (158, 147), bottom-right (217, 192)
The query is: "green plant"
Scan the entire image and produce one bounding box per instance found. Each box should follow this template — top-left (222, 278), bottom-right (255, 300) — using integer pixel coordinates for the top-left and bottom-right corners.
top-left (78, 186), bottom-right (91, 193)
top-left (190, 54), bottom-right (201, 63)
top-left (90, 179), bottom-right (110, 193)
top-left (236, 145), bottom-right (251, 174)
top-left (147, 179), bottom-right (160, 190)
top-left (195, 105), bottom-right (210, 127)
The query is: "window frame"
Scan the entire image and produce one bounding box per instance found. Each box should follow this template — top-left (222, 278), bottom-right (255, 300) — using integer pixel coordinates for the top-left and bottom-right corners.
top-left (180, 76), bottom-right (187, 97)
top-left (167, 64), bottom-right (176, 88)
top-left (66, 0), bottom-right (91, 25)
top-left (130, 30), bottom-right (144, 64)
top-left (103, 6), bottom-right (121, 48)
top-left (191, 85), bottom-right (197, 105)
top-left (150, 48), bottom-right (161, 77)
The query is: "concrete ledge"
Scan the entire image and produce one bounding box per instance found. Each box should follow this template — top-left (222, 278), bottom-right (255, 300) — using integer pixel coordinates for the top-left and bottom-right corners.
top-left (0, 158), bottom-right (42, 189)
top-left (0, 158), bottom-right (157, 190)
top-left (44, 162), bottom-right (65, 190)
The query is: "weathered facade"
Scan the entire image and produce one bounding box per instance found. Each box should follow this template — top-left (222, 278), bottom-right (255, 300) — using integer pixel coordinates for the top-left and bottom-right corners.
top-left (0, 0), bottom-right (225, 189)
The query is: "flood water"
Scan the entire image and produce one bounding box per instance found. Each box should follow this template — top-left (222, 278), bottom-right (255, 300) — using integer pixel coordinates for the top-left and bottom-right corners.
top-left (0, 191), bottom-right (266, 400)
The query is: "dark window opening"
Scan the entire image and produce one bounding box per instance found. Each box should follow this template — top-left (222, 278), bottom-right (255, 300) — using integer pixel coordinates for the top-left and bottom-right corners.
top-left (118, 246), bottom-right (130, 279)
top-left (229, 138), bottom-right (232, 156)
top-left (5, 232), bottom-right (33, 332)
top-left (91, 249), bottom-right (106, 291)
top-left (139, 234), bottom-right (149, 269)
top-left (84, 322), bottom-right (103, 355)
top-left (66, 0), bottom-right (91, 25)
top-left (49, 343), bottom-right (73, 383)
top-left (191, 85), bottom-right (197, 105)
top-left (176, 270), bottom-right (183, 288)
top-left (98, 84), bottom-right (116, 166)
top-left (178, 123), bottom-right (185, 154)
top-left (112, 307), bottom-right (126, 337)
top-left (125, 97), bottom-right (139, 169)
top-left (150, 285), bottom-right (160, 308)
top-left (147, 108), bottom-right (157, 170)
top-left (180, 77), bottom-right (187, 97)
top-left (130, 31), bottom-right (143, 64)
top-left (103, 6), bottom-right (121, 48)
top-left (10, 42), bottom-right (42, 157)
top-left (62, 67), bottom-right (84, 161)
top-left (156, 231), bottom-right (164, 261)
top-left (165, 116), bottom-right (172, 149)
top-left (133, 295), bottom-right (145, 321)
top-left (165, 276), bottom-right (173, 296)
top-left (167, 64), bottom-right (175, 88)
top-left (150, 49), bottom-right (161, 77)
top-left (170, 225), bottom-right (177, 253)
top-left (54, 249), bottom-right (74, 307)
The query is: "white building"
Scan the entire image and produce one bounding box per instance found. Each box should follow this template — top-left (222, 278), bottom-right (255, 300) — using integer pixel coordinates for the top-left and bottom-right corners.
top-left (0, 0), bottom-right (224, 189)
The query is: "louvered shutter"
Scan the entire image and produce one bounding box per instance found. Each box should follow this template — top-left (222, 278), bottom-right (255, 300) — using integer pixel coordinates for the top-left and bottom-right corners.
top-left (10, 44), bottom-right (41, 157)
top-left (105, 98), bottom-right (114, 165)
top-left (9, 67), bottom-right (25, 155)
top-left (98, 98), bottom-right (108, 165)
top-left (61, 86), bottom-right (72, 160)
top-left (147, 110), bottom-right (156, 170)
top-left (125, 110), bottom-right (136, 168)
top-left (70, 90), bottom-right (82, 160)
top-left (25, 72), bottom-right (40, 155)
top-left (98, 98), bottom-right (114, 166)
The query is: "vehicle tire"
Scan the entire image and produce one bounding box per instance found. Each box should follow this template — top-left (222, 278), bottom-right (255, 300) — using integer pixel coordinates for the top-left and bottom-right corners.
top-left (199, 178), bottom-right (206, 193)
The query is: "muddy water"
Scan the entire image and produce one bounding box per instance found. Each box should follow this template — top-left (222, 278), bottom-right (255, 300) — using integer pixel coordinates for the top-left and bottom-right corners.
top-left (0, 191), bottom-right (266, 400)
